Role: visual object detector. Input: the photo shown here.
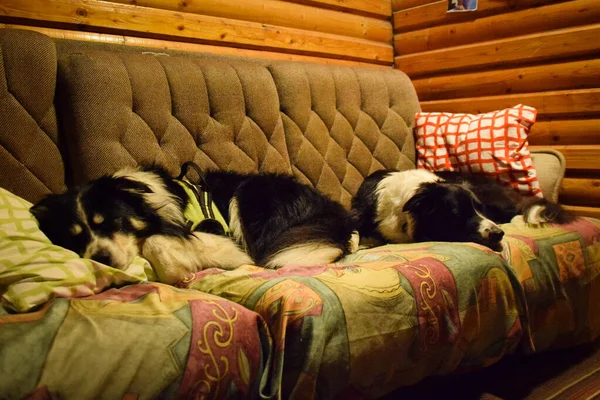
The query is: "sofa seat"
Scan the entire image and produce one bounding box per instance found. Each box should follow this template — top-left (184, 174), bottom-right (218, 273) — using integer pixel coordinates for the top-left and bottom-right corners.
top-left (170, 217), bottom-right (597, 398)
top-left (501, 217), bottom-right (600, 352)
top-left (2, 218), bottom-right (598, 399)
top-left (181, 243), bottom-right (521, 398)
top-left (174, 217), bottom-right (600, 398)
top-left (0, 283), bottom-right (271, 400)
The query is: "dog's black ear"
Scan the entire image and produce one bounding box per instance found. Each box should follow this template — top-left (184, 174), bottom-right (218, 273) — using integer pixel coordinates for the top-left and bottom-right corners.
top-left (403, 191), bottom-right (425, 213)
top-left (29, 202), bottom-right (48, 219)
top-left (403, 182), bottom-right (440, 214)
top-left (30, 193), bottom-right (71, 220)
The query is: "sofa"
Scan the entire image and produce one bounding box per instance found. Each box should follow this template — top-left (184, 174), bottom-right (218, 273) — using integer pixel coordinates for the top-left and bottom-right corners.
top-left (0, 28), bottom-right (599, 399)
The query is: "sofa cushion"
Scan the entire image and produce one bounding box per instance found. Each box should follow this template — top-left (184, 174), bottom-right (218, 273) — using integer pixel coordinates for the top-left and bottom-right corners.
top-left (55, 49), bottom-right (419, 208)
top-left (180, 242), bottom-right (525, 398)
top-left (56, 51), bottom-right (291, 184)
top-left (415, 105), bottom-right (541, 197)
top-left (0, 30), bottom-right (66, 203)
top-left (501, 217), bottom-right (600, 352)
top-left (178, 217), bottom-right (600, 396)
top-left (530, 148), bottom-right (566, 203)
top-left (269, 62), bottom-right (418, 206)
top-left (0, 283), bottom-right (271, 400)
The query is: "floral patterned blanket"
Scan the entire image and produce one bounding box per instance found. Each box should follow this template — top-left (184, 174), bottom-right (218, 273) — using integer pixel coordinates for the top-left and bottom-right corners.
top-left (1, 218), bottom-right (599, 399)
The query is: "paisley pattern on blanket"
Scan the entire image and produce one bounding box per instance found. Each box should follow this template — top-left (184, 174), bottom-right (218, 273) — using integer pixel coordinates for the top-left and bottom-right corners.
top-left (183, 242), bottom-right (525, 398)
top-left (500, 216), bottom-right (600, 352)
top-left (2, 217), bottom-right (599, 399)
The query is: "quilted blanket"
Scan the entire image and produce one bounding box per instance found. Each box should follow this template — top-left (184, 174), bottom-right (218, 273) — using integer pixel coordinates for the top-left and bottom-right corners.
top-left (0, 283), bottom-right (271, 400)
top-left (501, 217), bottom-right (600, 352)
top-left (1, 218), bottom-right (599, 399)
top-left (182, 242), bottom-right (526, 399)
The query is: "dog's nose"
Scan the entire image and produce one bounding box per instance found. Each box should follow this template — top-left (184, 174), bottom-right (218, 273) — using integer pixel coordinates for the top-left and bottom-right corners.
top-left (91, 250), bottom-right (113, 266)
top-left (488, 227), bottom-right (504, 243)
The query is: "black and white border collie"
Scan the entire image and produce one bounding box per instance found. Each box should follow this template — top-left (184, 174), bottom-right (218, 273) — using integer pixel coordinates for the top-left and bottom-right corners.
top-left (351, 169), bottom-right (574, 252)
top-left (30, 165), bottom-right (358, 284)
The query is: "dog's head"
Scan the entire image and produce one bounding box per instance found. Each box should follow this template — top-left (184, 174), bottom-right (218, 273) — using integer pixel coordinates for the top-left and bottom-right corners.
top-left (30, 168), bottom-right (186, 269)
top-left (403, 181), bottom-right (504, 251)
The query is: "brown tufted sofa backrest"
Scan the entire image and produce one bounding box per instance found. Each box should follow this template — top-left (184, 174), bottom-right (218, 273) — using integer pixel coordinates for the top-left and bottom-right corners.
top-left (0, 29), bottom-right (66, 201)
top-left (0, 29), bottom-right (420, 208)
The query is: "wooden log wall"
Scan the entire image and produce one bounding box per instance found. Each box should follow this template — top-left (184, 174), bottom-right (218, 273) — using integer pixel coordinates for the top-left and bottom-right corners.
top-left (3, 0), bottom-right (597, 217)
top-left (393, 0), bottom-right (600, 218)
top-left (0, 0), bottom-right (393, 67)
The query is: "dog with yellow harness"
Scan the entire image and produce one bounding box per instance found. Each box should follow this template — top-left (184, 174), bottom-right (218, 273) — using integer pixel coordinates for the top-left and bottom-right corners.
top-left (30, 162), bottom-right (358, 284)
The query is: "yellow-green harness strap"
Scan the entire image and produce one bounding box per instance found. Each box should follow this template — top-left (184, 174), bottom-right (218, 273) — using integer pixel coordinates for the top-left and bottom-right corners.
top-left (175, 179), bottom-right (230, 234)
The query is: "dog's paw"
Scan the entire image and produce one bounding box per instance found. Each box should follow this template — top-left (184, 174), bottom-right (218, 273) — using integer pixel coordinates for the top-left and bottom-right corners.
top-left (142, 235), bottom-right (190, 285)
top-left (523, 205), bottom-right (549, 225)
top-left (349, 230), bottom-right (360, 253)
top-left (524, 203), bottom-right (574, 226)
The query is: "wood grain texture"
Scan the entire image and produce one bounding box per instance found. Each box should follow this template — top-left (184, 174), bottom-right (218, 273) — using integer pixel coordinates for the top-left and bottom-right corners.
top-left (109, 0), bottom-right (392, 42)
top-left (395, 0), bottom-right (600, 55)
top-left (393, 0), bottom-right (556, 33)
top-left (281, 0), bottom-right (391, 18)
top-left (530, 145), bottom-right (600, 170)
top-left (560, 177), bottom-right (600, 206)
top-left (412, 59), bottom-right (600, 100)
top-left (563, 205), bottom-right (600, 219)
top-left (395, 23), bottom-right (600, 77)
top-left (528, 120), bottom-right (600, 146)
top-left (0, 23), bottom-right (390, 68)
top-left (391, 0), bottom-right (600, 216)
top-left (392, 0), bottom-right (435, 11)
top-left (0, 0), bottom-right (393, 63)
top-left (420, 89), bottom-right (600, 118)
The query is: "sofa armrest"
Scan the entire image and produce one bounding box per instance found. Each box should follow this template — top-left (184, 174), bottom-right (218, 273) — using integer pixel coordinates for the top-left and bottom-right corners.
top-left (530, 148), bottom-right (566, 202)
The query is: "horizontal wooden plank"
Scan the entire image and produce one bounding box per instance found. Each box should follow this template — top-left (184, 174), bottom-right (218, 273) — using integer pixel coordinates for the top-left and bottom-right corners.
top-left (559, 176), bottom-right (600, 207)
top-left (281, 0), bottom-right (391, 18)
top-left (530, 145), bottom-right (600, 170)
top-left (528, 119), bottom-right (600, 146)
top-left (562, 205), bottom-right (600, 219)
top-left (393, 0), bottom-right (556, 34)
top-left (109, 0), bottom-right (392, 42)
top-left (0, 23), bottom-right (390, 68)
top-left (0, 0), bottom-right (393, 64)
top-left (412, 59), bottom-right (600, 100)
top-left (395, 23), bottom-right (600, 77)
top-left (392, 0), bottom-right (435, 11)
top-left (395, 0), bottom-right (600, 55)
top-left (420, 89), bottom-right (600, 118)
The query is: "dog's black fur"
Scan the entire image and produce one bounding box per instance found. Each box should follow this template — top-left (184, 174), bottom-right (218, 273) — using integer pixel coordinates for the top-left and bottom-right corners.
top-left (352, 169), bottom-right (574, 252)
top-left (32, 188), bottom-right (93, 259)
top-left (31, 165), bottom-right (355, 271)
top-left (351, 169), bottom-right (389, 244)
top-left (403, 179), bottom-right (505, 249)
top-left (202, 170), bottom-right (356, 266)
top-left (435, 171), bottom-right (574, 225)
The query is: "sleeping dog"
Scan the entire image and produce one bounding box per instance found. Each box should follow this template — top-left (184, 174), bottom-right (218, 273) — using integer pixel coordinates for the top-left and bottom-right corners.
top-left (30, 163), bottom-right (357, 284)
top-left (351, 169), bottom-right (574, 252)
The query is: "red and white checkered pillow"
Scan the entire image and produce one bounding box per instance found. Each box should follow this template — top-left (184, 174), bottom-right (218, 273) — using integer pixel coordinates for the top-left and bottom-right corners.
top-left (415, 104), bottom-right (542, 197)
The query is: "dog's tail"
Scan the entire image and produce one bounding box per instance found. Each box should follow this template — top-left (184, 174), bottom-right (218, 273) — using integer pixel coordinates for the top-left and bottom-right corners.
top-left (519, 197), bottom-right (575, 225)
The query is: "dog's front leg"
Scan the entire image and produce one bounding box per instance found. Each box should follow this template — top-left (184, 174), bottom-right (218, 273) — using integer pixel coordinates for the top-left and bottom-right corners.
top-left (142, 233), bottom-right (253, 285)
